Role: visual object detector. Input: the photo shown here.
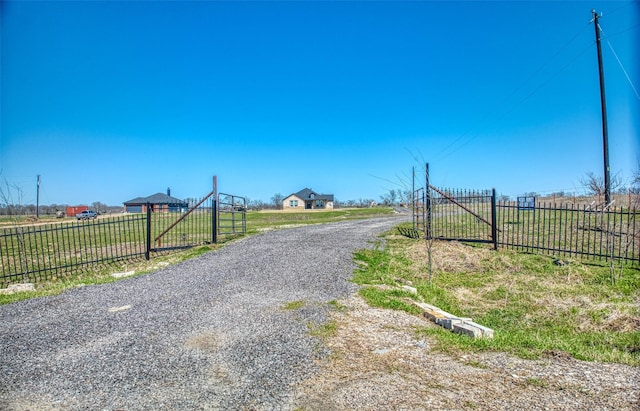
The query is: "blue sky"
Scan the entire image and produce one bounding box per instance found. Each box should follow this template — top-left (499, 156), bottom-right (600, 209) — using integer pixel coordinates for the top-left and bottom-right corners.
top-left (1, 0), bottom-right (638, 206)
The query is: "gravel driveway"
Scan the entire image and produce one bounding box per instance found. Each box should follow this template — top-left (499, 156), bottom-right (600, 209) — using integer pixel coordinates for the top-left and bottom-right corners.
top-left (0, 216), bottom-right (406, 410)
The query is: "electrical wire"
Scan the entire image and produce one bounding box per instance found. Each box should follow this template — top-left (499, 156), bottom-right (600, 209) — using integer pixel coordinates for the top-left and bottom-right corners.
top-left (599, 23), bottom-right (640, 101)
top-left (599, 1), bottom-right (637, 17)
top-left (606, 39), bottom-right (640, 100)
top-left (432, 21), bottom-right (593, 162)
top-left (435, 40), bottom-right (595, 162)
top-left (603, 22), bottom-right (640, 38)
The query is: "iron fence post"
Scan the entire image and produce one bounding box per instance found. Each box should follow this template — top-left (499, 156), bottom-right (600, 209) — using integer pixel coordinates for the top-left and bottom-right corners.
top-left (491, 189), bottom-right (498, 250)
top-left (145, 202), bottom-right (151, 260)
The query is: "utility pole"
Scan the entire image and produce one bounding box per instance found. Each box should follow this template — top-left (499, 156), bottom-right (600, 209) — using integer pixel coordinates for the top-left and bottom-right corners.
top-left (592, 9), bottom-right (611, 205)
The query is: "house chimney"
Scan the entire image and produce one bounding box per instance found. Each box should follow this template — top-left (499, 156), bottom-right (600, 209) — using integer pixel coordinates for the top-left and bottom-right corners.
top-left (167, 187), bottom-right (171, 197)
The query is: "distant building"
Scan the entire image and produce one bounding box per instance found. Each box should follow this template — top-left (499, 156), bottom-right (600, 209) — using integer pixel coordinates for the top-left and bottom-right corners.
top-left (282, 188), bottom-right (334, 211)
top-left (123, 189), bottom-right (188, 213)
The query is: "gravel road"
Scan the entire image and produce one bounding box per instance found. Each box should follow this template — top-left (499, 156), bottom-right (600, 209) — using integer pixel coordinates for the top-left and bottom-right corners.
top-left (0, 216), bottom-right (406, 410)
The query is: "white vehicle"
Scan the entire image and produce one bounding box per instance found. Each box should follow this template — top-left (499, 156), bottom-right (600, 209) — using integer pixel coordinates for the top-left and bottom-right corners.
top-left (76, 210), bottom-right (98, 220)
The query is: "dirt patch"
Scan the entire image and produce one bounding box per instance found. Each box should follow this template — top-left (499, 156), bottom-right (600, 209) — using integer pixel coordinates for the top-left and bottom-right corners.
top-left (293, 294), bottom-right (640, 410)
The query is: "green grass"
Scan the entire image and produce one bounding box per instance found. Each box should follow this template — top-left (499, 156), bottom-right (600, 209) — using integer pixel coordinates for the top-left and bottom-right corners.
top-left (282, 300), bottom-right (306, 310)
top-left (327, 299), bottom-right (348, 312)
top-left (308, 319), bottom-right (338, 340)
top-left (353, 229), bottom-right (640, 366)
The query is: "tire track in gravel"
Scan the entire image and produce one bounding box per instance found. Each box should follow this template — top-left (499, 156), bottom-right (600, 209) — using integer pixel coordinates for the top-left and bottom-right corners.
top-left (0, 215), bottom-right (407, 411)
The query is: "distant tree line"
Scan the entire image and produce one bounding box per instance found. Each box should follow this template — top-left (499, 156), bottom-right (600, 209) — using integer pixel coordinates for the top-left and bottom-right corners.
top-left (379, 189), bottom-right (412, 207)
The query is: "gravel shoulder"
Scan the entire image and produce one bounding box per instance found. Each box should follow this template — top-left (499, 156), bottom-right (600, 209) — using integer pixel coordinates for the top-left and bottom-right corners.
top-left (293, 294), bottom-right (640, 410)
top-left (1, 214), bottom-right (638, 410)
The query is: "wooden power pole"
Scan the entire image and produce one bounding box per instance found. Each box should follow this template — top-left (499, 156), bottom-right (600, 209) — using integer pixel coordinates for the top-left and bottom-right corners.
top-left (592, 9), bottom-right (611, 205)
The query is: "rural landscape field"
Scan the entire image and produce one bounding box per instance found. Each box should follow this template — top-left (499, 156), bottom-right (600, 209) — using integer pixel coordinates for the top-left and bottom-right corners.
top-left (2, 1), bottom-right (638, 408)
top-left (2, 205), bottom-right (638, 369)
top-left (1, 206), bottom-right (638, 409)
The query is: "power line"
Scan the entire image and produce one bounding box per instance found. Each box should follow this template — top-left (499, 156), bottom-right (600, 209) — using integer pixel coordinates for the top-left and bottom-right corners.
top-left (606, 38), bottom-right (640, 100)
top-left (432, 21), bottom-right (593, 162)
top-left (603, 22), bottom-right (640, 38)
top-left (436, 41), bottom-right (594, 162)
top-left (599, 23), bottom-right (640, 101)
top-left (599, 1), bottom-right (637, 17)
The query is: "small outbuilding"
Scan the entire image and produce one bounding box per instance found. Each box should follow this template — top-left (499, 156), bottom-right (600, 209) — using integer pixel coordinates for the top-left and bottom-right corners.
top-left (123, 189), bottom-right (188, 213)
top-left (283, 188), bottom-right (334, 211)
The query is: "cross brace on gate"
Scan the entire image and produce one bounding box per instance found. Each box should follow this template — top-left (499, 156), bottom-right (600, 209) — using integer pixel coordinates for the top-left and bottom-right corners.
top-left (429, 185), bottom-right (500, 232)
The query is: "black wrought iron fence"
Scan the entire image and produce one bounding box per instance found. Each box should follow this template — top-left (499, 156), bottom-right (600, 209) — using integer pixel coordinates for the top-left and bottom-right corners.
top-left (406, 164), bottom-right (639, 264)
top-left (0, 214), bottom-right (147, 287)
top-left (498, 202), bottom-right (639, 263)
top-left (0, 191), bottom-right (247, 288)
top-left (408, 185), bottom-right (639, 264)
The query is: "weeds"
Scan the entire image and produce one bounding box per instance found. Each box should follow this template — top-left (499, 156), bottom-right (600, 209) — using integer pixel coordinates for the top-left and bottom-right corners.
top-left (283, 300), bottom-right (306, 310)
top-left (308, 320), bottom-right (338, 340)
top-left (353, 229), bottom-right (640, 366)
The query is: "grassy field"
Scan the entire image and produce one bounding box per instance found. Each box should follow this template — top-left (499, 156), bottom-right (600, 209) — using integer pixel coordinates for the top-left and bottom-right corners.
top-left (0, 207), bottom-right (395, 304)
top-left (353, 223), bottom-right (640, 366)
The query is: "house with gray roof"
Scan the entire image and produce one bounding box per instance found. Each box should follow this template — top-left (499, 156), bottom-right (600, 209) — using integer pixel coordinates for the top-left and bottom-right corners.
top-left (123, 189), bottom-right (188, 213)
top-left (282, 188), bottom-right (334, 211)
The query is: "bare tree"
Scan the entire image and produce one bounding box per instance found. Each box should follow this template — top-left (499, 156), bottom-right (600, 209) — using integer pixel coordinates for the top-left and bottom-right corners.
top-left (0, 179), bottom-right (28, 282)
top-left (271, 193), bottom-right (284, 210)
top-left (380, 189), bottom-right (398, 206)
top-left (632, 163), bottom-right (640, 192)
top-left (580, 172), bottom-right (622, 199)
top-left (91, 202), bottom-right (109, 214)
top-left (0, 179), bottom-right (23, 215)
top-left (631, 163), bottom-right (640, 208)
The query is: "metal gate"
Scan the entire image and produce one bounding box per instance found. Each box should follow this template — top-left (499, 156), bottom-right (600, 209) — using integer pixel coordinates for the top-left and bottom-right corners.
top-left (426, 187), bottom-right (496, 248)
top-left (408, 164), bottom-right (497, 248)
top-left (217, 193), bottom-right (247, 237)
top-left (152, 177), bottom-right (246, 254)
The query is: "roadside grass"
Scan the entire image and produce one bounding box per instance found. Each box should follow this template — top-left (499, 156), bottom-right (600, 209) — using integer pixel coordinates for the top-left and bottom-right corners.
top-left (353, 227), bottom-right (640, 366)
top-left (1, 208), bottom-right (395, 305)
